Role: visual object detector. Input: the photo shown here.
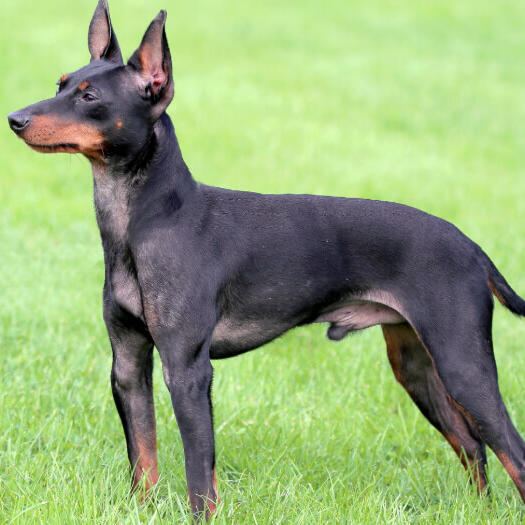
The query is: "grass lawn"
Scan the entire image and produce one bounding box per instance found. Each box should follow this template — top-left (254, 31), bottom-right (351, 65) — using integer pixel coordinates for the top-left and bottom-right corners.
top-left (1, 0), bottom-right (525, 522)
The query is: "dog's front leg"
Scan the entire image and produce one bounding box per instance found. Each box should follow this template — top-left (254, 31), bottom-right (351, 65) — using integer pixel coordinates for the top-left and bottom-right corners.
top-left (105, 310), bottom-right (158, 495)
top-left (157, 333), bottom-right (217, 520)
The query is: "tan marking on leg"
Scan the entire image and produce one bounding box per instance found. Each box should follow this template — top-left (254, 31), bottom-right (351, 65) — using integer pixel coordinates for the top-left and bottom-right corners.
top-left (444, 432), bottom-right (487, 492)
top-left (204, 469), bottom-right (220, 519)
top-left (496, 451), bottom-right (525, 501)
top-left (212, 468), bottom-right (219, 501)
top-left (210, 468), bottom-right (220, 510)
top-left (383, 324), bottom-right (488, 493)
top-left (205, 499), bottom-right (217, 519)
top-left (188, 470), bottom-right (220, 519)
top-left (446, 399), bottom-right (488, 491)
top-left (382, 324), bottom-right (406, 384)
top-left (132, 434), bottom-right (159, 498)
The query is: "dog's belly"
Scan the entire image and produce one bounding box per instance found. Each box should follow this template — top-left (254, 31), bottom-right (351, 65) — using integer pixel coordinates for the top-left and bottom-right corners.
top-left (210, 299), bottom-right (404, 358)
top-left (210, 317), bottom-right (293, 359)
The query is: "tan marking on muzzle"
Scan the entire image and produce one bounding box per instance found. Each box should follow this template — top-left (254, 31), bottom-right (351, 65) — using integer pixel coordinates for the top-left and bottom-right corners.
top-left (20, 114), bottom-right (105, 158)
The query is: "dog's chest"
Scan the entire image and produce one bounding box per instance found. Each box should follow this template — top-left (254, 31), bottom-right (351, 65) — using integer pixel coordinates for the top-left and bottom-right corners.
top-left (93, 164), bottom-right (144, 321)
top-left (92, 164), bottom-right (131, 245)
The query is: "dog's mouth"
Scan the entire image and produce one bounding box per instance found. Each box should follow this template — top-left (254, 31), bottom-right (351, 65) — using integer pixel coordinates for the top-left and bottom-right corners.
top-left (25, 142), bottom-right (80, 154)
top-left (11, 114), bottom-right (106, 158)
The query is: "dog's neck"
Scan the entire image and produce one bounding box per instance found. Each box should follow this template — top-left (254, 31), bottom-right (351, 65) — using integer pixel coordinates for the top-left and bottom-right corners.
top-left (91, 113), bottom-right (196, 268)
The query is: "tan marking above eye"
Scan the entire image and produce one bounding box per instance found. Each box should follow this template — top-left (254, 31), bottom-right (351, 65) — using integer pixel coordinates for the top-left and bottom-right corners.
top-left (116, 119), bottom-right (123, 129)
top-left (60, 74), bottom-right (68, 83)
top-left (77, 80), bottom-right (90, 91)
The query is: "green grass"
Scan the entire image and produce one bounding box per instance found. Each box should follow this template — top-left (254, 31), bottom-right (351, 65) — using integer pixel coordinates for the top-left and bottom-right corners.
top-left (1, 0), bottom-right (525, 522)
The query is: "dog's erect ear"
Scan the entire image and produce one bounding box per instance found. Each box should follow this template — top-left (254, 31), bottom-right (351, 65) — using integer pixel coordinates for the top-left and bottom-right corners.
top-left (88, 0), bottom-right (123, 64)
top-left (127, 10), bottom-right (174, 120)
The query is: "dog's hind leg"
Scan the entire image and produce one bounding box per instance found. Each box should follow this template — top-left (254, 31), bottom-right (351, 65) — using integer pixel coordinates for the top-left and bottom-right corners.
top-left (382, 323), bottom-right (488, 491)
top-left (408, 288), bottom-right (525, 502)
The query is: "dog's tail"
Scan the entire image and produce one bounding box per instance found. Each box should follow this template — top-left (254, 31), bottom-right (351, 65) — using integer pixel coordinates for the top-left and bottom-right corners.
top-left (482, 251), bottom-right (525, 316)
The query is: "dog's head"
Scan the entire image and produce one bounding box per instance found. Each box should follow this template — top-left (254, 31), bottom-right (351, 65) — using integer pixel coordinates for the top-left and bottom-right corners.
top-left (7, 0), bottom-right (173, 162)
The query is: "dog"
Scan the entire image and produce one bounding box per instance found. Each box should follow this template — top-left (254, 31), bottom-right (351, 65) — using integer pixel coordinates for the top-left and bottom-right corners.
top-left (8, 0), bottom-right (525, 519)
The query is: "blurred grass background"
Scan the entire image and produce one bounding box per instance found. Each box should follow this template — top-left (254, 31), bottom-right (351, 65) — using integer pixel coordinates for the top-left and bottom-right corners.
top-left (1, 0), bottom-right (525, 522)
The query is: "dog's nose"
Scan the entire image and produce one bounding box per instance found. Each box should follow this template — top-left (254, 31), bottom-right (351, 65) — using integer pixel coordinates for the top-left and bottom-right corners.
top-left (8, 112), bottom-right (31, 133)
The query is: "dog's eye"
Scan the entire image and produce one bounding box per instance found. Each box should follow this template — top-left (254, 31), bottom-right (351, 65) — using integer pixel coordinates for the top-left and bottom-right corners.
top-left (82, 93), bottom-right (97, 102)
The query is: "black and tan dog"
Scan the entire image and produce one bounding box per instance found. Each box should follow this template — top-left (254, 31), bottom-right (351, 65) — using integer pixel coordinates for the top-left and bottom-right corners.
top-left (8, 0), bottom-right (525, 518)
